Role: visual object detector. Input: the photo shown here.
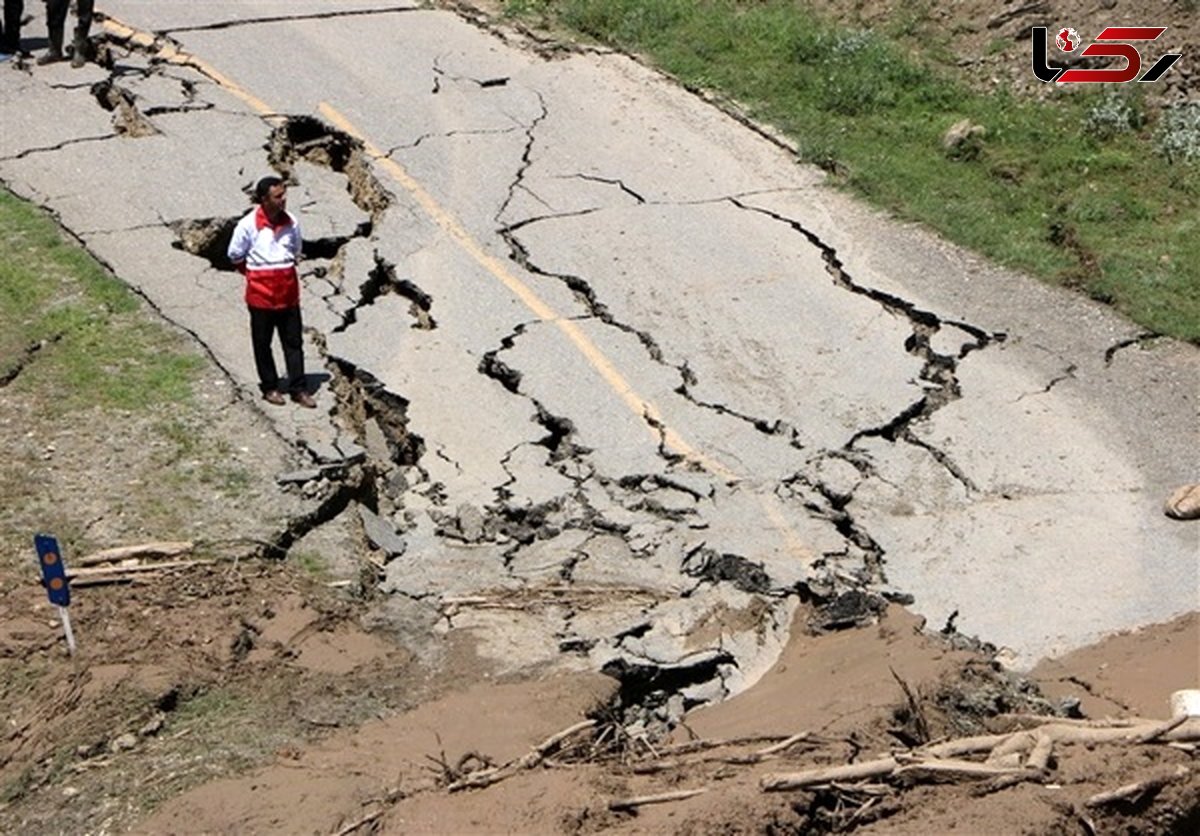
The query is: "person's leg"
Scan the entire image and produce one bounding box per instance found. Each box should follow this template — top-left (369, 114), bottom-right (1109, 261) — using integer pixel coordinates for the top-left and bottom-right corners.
top-left (38, 0), bottom-right (66, 63)
top-left (1, 0), bottom-right (24, 54)
top-left (69, 0), bottom-right (91, 66)
top-left (73, 0), bottom-right (91, 32)
top-left (279, 307), bottom-right (312, 404)
top-left (248, 307), bottom-right (283, 399)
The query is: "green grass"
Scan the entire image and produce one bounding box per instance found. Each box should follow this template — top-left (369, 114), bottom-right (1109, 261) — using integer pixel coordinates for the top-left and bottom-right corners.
top-left (0, 190), bottom-right (202, 410)
top-left (514, 0), bottom-right (1200, 341)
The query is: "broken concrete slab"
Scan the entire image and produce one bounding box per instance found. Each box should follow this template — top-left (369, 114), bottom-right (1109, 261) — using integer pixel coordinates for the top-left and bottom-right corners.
top-left (381, 538), bottom-right (516, 600)
top-left (287, 158), bottom-right (372, 243)
top-left (359, 505), bottom-right (407, 558)
top-left (498, 443), bottom-right (576, 509)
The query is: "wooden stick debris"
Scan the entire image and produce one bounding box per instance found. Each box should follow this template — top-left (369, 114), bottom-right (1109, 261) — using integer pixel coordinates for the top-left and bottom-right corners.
top-left (756, 732), bottom-right (811, 757)
top-left (1084, 766), bottom-right (1190, 808)
top-left (447, 719), bottom-right (597, 791)
top-left (1128, 713), bottom-right (1188, 744)
top-left (1026, 734), bottom-right (1054, 771)
top-left (330, 808), bottom-right (384, 836)
top-left (75, 541), bottom-right (195, 566)
top-left (762, 757), bottom-right (900, 791)
top-left (762, 718), bottom-right (1200, 793)
top-left (67, 559), bottom-right (214, 578)
top-left (654, 734), bottom-right (792, 757)
top-left (608, 787), bottom-right (708, 811)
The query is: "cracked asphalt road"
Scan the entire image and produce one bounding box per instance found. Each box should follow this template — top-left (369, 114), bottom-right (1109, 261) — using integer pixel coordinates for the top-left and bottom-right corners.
top-left (1, 1), bottom-right (1196, 710)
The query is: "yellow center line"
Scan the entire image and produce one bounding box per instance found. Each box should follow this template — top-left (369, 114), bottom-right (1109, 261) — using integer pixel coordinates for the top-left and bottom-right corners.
top-left (100, 14), bottom-right (815, 563)
top-left (102, 17), bottom-right (279, 119)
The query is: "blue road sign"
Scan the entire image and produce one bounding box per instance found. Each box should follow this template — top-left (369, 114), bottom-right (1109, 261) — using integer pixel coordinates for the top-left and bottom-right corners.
top-left (34, 534), bottom-right (70, 607)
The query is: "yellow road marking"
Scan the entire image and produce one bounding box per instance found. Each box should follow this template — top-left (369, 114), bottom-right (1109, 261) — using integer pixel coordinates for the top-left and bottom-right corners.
top-left (99, 15), bottom-right (815, 562)
top-left (101, 17), bottom-right (279, 119)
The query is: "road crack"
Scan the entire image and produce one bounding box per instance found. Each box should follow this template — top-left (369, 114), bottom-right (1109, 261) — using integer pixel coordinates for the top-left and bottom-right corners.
top-left (730, 197), bottom-right (1003, 495)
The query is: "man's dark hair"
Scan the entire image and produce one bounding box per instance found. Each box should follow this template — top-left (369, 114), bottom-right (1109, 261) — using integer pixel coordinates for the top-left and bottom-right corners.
top-left (255, 176), bottom-right (285, 202)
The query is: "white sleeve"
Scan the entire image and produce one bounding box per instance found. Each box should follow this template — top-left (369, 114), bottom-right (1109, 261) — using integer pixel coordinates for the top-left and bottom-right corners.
top-left (227, 215), bottom-right (253, 263)
top-left (289, 215), bottom-right (303, 261)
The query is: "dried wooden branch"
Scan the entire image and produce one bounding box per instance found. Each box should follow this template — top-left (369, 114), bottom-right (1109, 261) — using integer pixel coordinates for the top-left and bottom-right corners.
top-left (447, 719), bottom-right (597, 791)
top-left (632, 731), bottom-right (813, 774)
top-left (762, 718), bottom-right (1200, 794)
top-left (76, 541), bottom-right (195, 566)
top-left (331, 808), bottom-right (383, 836)
top-left (1084, 766), bottom-right (1191, 808)
top-left (996, 714), bottom-right (1146, 730)
top-left (608, 787), bottom-right (708, 811)
top-left (67, 559), bottom-right (213, 578)
top-left (756, 732), bottom-right (811, 757)
top-left (1026, 734), bottom-right (1054, 771)
top-left (894, 757), bottom-right (1040, 782)
top-left (762, 757), bottom-right (900, 791)
top-left (1128, 713), bottom-right (1188, 744)
top-left (654, 734), bottom-right (792, 757)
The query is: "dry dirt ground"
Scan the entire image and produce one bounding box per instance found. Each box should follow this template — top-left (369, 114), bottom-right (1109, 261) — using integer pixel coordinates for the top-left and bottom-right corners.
top-left (2, 1), bottom-right (1199, 834)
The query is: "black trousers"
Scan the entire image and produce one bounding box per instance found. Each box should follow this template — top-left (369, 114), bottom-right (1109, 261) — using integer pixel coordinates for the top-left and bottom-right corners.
top-left (248, 306), bottom-right (306, 394)
top-left (1, 0), bottom-right (23, 52)
top-left (45, 0), bottom-right (91, 36)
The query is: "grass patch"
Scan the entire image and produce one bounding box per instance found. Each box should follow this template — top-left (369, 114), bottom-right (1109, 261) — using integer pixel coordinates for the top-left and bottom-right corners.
top-left (292, 550), bottom-right (332, 580)
top-left (0, 190), bottom-right (202, 410)
top-left (516, 0), bottom-right (1200, 341)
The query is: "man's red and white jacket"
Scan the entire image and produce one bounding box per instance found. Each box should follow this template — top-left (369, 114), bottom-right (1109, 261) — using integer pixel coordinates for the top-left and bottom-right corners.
top-left (227, 205), bottom-right (302, 310)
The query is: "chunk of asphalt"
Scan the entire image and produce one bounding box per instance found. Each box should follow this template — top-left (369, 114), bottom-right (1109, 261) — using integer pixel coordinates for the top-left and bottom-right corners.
top-left (358, 505), bottom-right (407, 558)
top-left (275, 468), bottom-right (324, 485)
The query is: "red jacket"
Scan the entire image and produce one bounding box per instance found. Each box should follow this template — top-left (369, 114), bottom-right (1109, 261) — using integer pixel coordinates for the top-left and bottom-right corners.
top-left (227, 206), bottom-right (302, 309)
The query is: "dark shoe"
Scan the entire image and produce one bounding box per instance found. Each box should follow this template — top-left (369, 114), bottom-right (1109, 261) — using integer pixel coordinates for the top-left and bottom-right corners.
top-left (262, 390), bottom-right (286, 406)
top-left (39, 25), bottom-right (64, 65)
top-left (70, 33), bottom-right (88, 68)
top-left (291, 391), bottom-right (317, 409)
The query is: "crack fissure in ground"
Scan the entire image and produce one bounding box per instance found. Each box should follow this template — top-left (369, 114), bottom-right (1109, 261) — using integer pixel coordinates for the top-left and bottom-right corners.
top-left (131, 6), bottom-right (423, 36)
top-left (332, 251), bottom-right (435, 333)
top-left (1103, 332), bottom-right (1159, 366)
top-left (0, 134), bottom-right (115, 162)
top-left (730, 197), bottom-right (1003, 495)
top-left (0, 335), bottom-right (64, 388)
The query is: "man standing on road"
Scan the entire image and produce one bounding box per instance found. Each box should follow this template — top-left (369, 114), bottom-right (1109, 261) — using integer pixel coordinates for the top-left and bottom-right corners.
top-left (0, 0), bottom-right (24, 61)
top-left (38, 0), bottom-right (92, 66)
top-left (227, 176), bottom-right (317, 409)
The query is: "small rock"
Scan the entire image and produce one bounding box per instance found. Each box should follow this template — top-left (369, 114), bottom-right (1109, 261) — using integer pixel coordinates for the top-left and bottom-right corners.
top-left (665, 693), bottom-right (687, 723)
top-left (1164, 484), bottom-right (1200, 520)
top-left (456, 503), bottom-right (486, 542)
top-left (301, 479), bottom-right (325, 499)
top-left (109, 733), bottom-right (137, 753)
top-left (992, 647), bottom-right (1021, 671)
top-left (681, 678), bottom-right (726, 706)
top-left (942, 119), bottom-right (986, 159)
top-left (62, 786), bottom-right (80, 798)
top-left (138, 713), bottom-right (165, 737)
